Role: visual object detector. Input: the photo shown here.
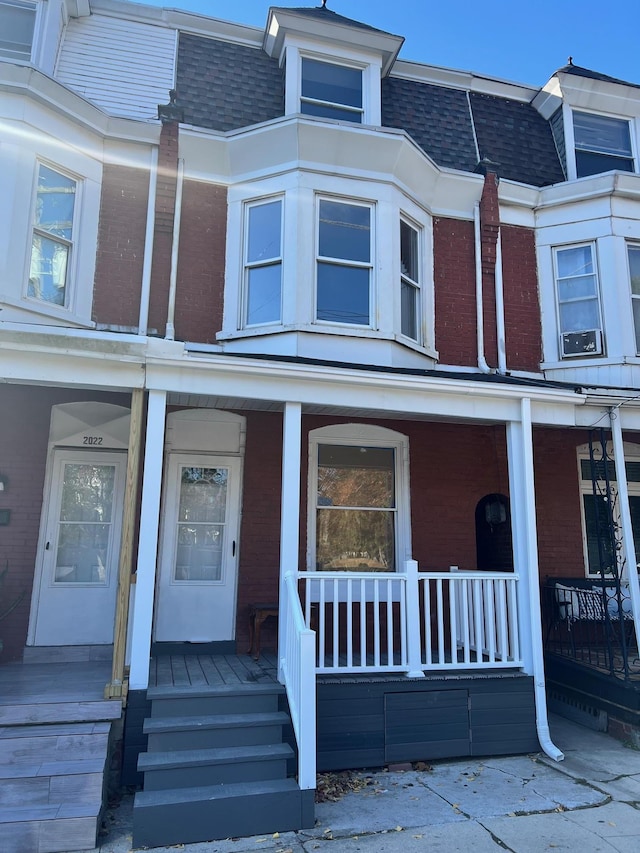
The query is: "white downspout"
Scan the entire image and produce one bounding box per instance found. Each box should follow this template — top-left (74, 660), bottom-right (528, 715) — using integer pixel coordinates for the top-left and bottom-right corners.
top-left (138, 147), bottom-right (158, 336)
top-left (508, 399), bottom-right (563, 762)
top-left (474, 203), bottom-right (491, 373)
top-left (165, 158), bottom-right (184, 341)
top-left (495, 228), bottom-right (507, 374)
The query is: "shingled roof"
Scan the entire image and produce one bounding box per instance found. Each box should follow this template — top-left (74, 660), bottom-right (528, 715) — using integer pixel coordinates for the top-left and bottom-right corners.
top-left (176, 32), bottom-right (564, 186)
top-left (555, 63), bottom-right (640, 90)
top-left (270, 5), bottom-right (397, 35)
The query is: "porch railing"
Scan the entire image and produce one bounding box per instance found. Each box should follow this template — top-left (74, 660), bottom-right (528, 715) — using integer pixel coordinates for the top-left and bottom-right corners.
top-left (280, 571), bottom-right (316, 790)
top-left (298, 562), bottom-right (522, 675)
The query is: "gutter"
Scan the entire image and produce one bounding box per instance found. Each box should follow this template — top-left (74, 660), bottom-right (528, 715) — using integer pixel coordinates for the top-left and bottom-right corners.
top-left (165, 158), bottom-right (184, 341)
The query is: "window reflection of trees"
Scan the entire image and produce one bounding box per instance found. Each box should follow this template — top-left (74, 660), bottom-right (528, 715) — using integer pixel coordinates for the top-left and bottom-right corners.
top-left (316, 446), bottom-right (396, 571)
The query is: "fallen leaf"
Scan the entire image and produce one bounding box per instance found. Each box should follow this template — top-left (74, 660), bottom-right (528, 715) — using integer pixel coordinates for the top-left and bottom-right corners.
top-left (395, 826), bottom-right (403, 832)
top-left (272, 833), bottom-right (280, 839)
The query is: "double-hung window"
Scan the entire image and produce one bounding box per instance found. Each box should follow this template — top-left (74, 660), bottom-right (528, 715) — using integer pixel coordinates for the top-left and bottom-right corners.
top-left (301, 57), bottom-right (363, 123)
top-left (573, 111), bottom-right (634, 178)
top-left (316, 198), bottom-right (373, 326)
top-left (28, 164), bottom-right (77, 308)
top-left (400, 218), bottom-right (421, 342)
top-left (0, 0), bottom-right (37, 62)
top-left (243, 198), bottom-right (283, 326)
top-left (309, 425), bottom-right (410, 573)
top-left (554, 243), bottom-right (603, 357)
top-left (628, 244), bottom-right (640, 354)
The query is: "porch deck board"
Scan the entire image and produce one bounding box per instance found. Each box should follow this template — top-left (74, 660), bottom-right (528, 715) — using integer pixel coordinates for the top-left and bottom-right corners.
top-left (148, 653), bottom-right (278, 689)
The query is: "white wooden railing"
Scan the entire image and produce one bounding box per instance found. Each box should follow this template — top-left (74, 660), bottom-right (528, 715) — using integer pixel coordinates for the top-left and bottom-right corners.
top-left (418, 567), bottom-right (522, 669)
top-left (296, 562), bottom-right (522, 675)
top-left (280, 572), bottom-right (316, 790)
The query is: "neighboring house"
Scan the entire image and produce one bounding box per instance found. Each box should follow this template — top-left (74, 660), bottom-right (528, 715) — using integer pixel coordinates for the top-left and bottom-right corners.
top-left (1, 1), bottom-right (640, 849)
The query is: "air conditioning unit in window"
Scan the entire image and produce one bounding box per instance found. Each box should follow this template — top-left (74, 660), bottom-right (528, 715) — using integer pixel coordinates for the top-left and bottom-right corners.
top-left (561, 329), bottom-right (603, 357)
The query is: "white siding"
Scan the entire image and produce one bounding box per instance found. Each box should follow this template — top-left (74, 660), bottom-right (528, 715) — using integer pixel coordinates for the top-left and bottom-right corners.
top-left (56, 15), bottom-right (176, 121)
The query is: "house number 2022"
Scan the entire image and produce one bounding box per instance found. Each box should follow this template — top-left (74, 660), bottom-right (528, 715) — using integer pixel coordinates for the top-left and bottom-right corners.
top-left (82, 436), bottom-right (103, 445)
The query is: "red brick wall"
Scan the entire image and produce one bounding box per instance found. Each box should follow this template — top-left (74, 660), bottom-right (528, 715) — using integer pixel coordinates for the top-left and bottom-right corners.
top-left (174, 181), bottom-right (227, 343)
top-left (433, 218), bottom-right (477, 366)
top-left (93, 165), bottom-right (150, 327)
top-left (0, 386), bottom-right (128, 662)
top-left (502, 226), bottom-right (542, 373)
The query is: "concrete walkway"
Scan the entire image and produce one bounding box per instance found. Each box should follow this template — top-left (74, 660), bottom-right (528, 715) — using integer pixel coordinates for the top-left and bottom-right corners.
top-left (86, 715), bottom-right (640, 853)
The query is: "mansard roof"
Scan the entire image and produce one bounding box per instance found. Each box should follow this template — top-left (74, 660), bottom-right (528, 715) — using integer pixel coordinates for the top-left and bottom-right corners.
top-left (176, 32), bottom-right (565, 187)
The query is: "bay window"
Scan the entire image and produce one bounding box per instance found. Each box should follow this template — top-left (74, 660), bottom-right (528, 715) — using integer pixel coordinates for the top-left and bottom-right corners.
top-left (243, 198), bottom-right (283, 326)
top-left (28, 164), bottom-right (77, 308)
top-left (628, 244), bottom-right (640, 354)
top-left (400, 218), bottom-right (421, 342)
top-left (316, 198), bottom-right (373, 326)
top-left (554, 243), bottom-right (603, 357)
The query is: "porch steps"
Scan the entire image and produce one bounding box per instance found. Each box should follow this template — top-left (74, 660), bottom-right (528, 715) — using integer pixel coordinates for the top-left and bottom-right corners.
top-left (133, 683), bottom-right (315, 847)
top-left (0, 720), bottom-right (111, 853)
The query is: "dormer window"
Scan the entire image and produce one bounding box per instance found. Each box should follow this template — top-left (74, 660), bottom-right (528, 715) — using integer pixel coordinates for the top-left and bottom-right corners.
top-left (0, 0), bottom-right (37, 62)
top-left (573, 111), bottom-right (634, 178)
top-left (301, 58), bottom-right (363, 123)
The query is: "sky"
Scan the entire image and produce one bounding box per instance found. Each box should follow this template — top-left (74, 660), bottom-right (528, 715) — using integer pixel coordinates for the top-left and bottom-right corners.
top-left (142, 0), bottom-right (640, 89)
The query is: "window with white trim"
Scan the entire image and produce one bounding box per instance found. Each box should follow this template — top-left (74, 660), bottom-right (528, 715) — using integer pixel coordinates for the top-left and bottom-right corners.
top-left (573, 111), bottom-right (634, 178)
top-left (242, 198), bottom-right (283, 327)
top-left (628, 244), bottom-right (640, 354)
top-left (0, 0), bottom-right (37, 62)
top-left (316, 197), bottom-right (373, 326)
top-left (28, 164), bottom-right (78, 308)
top-left (308, 425), bottom-right (410, 572)
top-left (400, 217), bottom-right (421, 342)
top-left (553, 242), bottom-right (603, 357)
top-left (301, 57), bottom-right (363, 123)
top-left (578, 451), bottom-right (640, 577)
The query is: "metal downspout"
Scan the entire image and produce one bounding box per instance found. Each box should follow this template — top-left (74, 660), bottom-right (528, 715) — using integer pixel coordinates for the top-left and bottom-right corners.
top-left (165, 158), bottom-right (184, 341)
top-left (138, 147), bottom-right (158, 336)
top-left (474, 202), bottom-right (491, 373)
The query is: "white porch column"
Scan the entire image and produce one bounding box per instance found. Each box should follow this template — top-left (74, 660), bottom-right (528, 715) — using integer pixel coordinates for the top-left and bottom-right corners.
top-left (610, 410), bottom-right (640, 651)
top-left (507, 398), bottom-right (563, 761)
top-left (278, 401), bottom-right (302, 683)
top-left (129, 390), bottom-right (167, 690)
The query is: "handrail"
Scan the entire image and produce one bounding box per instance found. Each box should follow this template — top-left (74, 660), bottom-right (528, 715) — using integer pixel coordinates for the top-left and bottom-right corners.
top-left (280, 571), bottom-right (316, 790)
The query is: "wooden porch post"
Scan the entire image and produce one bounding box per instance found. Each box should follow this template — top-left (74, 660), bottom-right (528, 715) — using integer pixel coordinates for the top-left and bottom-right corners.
top-left (610, 410), bottom-right (640, 651)
top-left (278, 401), bottom-right (302, 684)
top-left (105, 389), bottom-right (145, 699)
top-left (129, 390), bottom-right (167, 691)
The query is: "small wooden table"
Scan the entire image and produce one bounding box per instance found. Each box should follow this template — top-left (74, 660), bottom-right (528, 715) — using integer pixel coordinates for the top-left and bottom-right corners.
top-left (247, 602), bottom-right (278, 660)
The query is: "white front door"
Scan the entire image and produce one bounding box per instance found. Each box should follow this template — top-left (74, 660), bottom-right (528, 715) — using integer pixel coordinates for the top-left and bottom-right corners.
top-left (154, 455), bottom-right (242, 642)
top-left (32, 449), bottom-right (126, 645)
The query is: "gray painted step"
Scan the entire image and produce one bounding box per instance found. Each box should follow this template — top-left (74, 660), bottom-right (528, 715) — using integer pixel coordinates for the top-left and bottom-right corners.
top-left (133, 778), bottom-right (313, 847)
top-left (148, 683), bottom-right (284, 718)
top-left (139, 742), bottom-right (293, 790)
top-left (144, 710), bottom-right (290, 750)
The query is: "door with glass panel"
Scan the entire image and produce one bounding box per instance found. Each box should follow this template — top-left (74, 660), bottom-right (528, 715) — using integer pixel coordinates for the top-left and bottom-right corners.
top-left (154, 455), bottom-right (242, 642)
top-left (32, 450), bottom-right (126, 646)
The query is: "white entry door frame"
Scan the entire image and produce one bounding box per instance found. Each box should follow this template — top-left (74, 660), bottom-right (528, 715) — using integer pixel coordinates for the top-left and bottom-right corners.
top-left (154, 453), bottom-right (243, 643)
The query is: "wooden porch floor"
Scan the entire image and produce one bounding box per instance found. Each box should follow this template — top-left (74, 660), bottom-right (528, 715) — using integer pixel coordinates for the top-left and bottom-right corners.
top-left (149, 650), bottom-right (279, 689)
top-left (0, 657), bottom-right (120, 709)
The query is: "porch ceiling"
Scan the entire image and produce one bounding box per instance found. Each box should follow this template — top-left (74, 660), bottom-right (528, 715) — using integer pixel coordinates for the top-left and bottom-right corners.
top-left (166, 392), bottom-right (497, 424)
